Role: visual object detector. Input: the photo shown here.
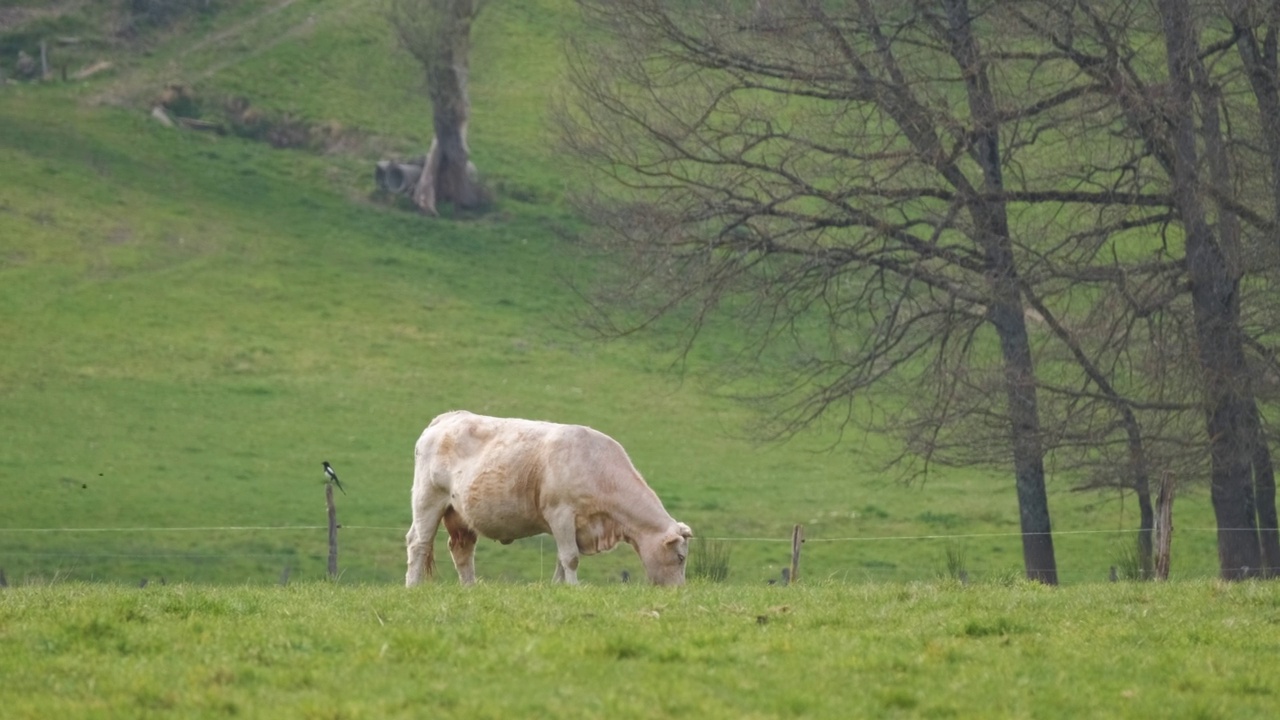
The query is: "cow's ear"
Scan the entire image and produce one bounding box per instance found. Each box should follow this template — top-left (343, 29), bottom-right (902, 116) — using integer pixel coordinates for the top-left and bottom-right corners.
top-left (664, 531), bottom-right (688, 563)
top-left (676, 522), bottom-right (693, 539)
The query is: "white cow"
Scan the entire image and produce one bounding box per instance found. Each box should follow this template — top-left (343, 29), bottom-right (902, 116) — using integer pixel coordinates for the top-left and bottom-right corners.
top-left (405, 410), bottom-right (693, 586)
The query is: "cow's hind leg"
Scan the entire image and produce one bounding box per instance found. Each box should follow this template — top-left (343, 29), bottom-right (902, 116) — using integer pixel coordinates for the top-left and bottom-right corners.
top-left (406, 488), bottom-right (448, 587)
top-left (443, 507), bottom-right (478, 585)
top-left (546, 507), bottom-right (582, 585)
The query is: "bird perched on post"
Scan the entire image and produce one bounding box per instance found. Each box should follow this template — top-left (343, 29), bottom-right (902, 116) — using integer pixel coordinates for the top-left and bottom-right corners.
top-left (322, 461), bottom-right (346, 494)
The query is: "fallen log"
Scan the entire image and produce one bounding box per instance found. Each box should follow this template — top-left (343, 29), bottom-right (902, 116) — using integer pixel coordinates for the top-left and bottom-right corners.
top-left (71, 60), bottom-right (112, 81)
top-left (174, 116), bottom-right (225, 133)
top-left (387, 162), bottom-right (423, 195)
top-left (374, 160), bottom-right (424, 195)
top-left (150, 105), bottom-right (175, 128)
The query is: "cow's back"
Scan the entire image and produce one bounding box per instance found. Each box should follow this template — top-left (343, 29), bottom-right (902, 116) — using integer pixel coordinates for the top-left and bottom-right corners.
top-left (415, 412), bottom-right (584, 542)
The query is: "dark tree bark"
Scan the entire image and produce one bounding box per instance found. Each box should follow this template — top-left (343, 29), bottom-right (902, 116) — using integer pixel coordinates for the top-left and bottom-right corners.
top-left (1159, 0), bottom-right (1262, 578)
top-left (1227, 1), bottom-right (1280, 577)
top-left (940, 0), bottom-right (1056, 582)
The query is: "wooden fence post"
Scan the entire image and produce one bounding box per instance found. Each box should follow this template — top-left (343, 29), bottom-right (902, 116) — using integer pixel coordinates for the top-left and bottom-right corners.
top-left (326, 482), bottom-right (339, 580)
top-left (1154, 472), bottom-right (1175, 581)
top-left (790, 524), bottom-right (804, 584)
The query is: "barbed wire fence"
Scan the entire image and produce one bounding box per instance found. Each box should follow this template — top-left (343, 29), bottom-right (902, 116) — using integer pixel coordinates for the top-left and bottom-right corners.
top-left (0, 523), bottom-right (1250, 586)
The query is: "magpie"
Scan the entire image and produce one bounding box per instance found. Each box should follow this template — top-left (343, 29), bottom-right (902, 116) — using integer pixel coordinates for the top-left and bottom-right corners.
top-left (322, 461), bottom-right (346, 494)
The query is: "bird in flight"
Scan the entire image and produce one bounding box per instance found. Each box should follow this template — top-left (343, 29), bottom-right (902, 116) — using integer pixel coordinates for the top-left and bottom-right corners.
top-left (322, 461), bottom-right (346, 494)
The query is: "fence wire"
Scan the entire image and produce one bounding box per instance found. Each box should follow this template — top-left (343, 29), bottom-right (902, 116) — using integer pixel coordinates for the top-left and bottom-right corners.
top-left (0, 524), bottom-right (1259, 584)
top-left (0, 525), bottom-right (1252, 538)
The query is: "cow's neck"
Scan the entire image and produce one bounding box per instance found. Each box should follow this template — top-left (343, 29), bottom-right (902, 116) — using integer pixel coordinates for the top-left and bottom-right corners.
top-left (610, 475), bottom-right (672, 538)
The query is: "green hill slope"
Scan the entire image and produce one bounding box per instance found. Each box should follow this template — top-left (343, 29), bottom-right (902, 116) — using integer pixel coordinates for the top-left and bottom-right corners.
top-left (0, 0), bottom-right (1223, 585)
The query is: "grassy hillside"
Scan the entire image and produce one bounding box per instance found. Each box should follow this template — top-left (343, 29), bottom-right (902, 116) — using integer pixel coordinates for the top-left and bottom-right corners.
top-left (3, 581), bottom-right (1277, 718)
top-left (0, 0), bottom-right (1226, 586)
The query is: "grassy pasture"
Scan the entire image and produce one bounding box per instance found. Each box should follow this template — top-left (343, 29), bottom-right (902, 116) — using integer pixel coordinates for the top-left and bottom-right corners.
top-left (0, 0), bottom-right (1234, 588)
top-left (1, 580), bottom-right (1277, 718)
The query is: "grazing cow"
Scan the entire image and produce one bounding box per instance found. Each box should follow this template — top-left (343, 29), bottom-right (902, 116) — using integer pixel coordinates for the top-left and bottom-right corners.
top-left (405, 410), bottom-right (693, 586)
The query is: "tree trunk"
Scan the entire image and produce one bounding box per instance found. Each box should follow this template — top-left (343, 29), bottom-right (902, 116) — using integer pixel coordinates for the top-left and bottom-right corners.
top-left (412, 0), bottom-right (482, 215)
top-left (1132, 430), bottom-right (1156, 578)
top-left (993, 297), bottom-right (1057, 583)
top-left (1251, 408), bottom-right (1280, 576)
top-left (1160, 0), bottom-right (1262, 579)
top-left (1255, 444), bottom-right (1280, 578)
top-left (1155, 472), bottom-right (1175, 580)
top-left (1229, 9), bottom-right (1280, 578)
top-left (1196, 50), bottom-right (1279, 578)
top-left (945, 0), bottom-right (1057, 584)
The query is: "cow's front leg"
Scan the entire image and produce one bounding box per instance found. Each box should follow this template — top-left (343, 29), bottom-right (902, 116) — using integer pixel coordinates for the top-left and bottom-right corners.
top-left (547, 509), bottom-right (581, 585)
top-left (405, 523), bottom-right (431, 587)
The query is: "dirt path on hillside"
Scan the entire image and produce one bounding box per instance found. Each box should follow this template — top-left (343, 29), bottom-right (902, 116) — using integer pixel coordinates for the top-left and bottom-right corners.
top-left (0, 0), bottom-right (87, 33)
top-left (89, 0), bottom-right (365, 108)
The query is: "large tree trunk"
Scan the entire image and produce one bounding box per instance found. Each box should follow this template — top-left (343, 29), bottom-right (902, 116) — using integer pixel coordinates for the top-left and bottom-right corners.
top-left (991, 287), bottom-right (1057, 583)
top-left (1229, 7), bottom-right (1280, 578)
top-left (1160, 0), bottom-right (1263, 579)
top-left (410, 0), bottom-right (483, 215)
top-left (944, 0), bottom-right (1057, 583)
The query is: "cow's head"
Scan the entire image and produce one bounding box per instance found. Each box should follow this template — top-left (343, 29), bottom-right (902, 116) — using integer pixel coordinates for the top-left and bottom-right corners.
top-left (641, 521), bottom-right (693, 586)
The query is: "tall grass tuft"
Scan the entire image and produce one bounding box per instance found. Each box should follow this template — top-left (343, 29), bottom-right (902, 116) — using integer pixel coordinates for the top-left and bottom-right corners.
top-left (1112, 539), bottom-right (1148, 581)
top-left (938, 542), bottom-right (968, 581)
top-left (689, 538), bottom-right (731, 582)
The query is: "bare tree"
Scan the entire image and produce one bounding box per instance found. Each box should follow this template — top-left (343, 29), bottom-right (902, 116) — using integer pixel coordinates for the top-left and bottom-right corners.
top-left (389, 0), bottom-right (487, 215)
top-left (564, 0), bottom-right (1280, 581)
top-left (561, 0), bottom-right (1085, 582)
top-left (1012, 0), bottom-right (1280, 578)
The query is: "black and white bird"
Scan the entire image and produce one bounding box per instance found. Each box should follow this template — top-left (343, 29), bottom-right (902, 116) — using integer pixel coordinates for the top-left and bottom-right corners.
top-left (322, 461), bottom-right (346, 494)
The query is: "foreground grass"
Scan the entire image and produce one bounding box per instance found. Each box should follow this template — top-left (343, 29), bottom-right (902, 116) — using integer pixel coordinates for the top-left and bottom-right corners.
top-left (2, 581), bottom-right (1277, 718)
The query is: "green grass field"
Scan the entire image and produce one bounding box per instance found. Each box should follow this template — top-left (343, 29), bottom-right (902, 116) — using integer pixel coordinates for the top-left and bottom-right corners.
top-left (2, 580), bottom-right (1277, 719)
top-left (0, 0), bottom-right (1234, 591)
top-left (3, 3), bottom-right (1273, 718)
